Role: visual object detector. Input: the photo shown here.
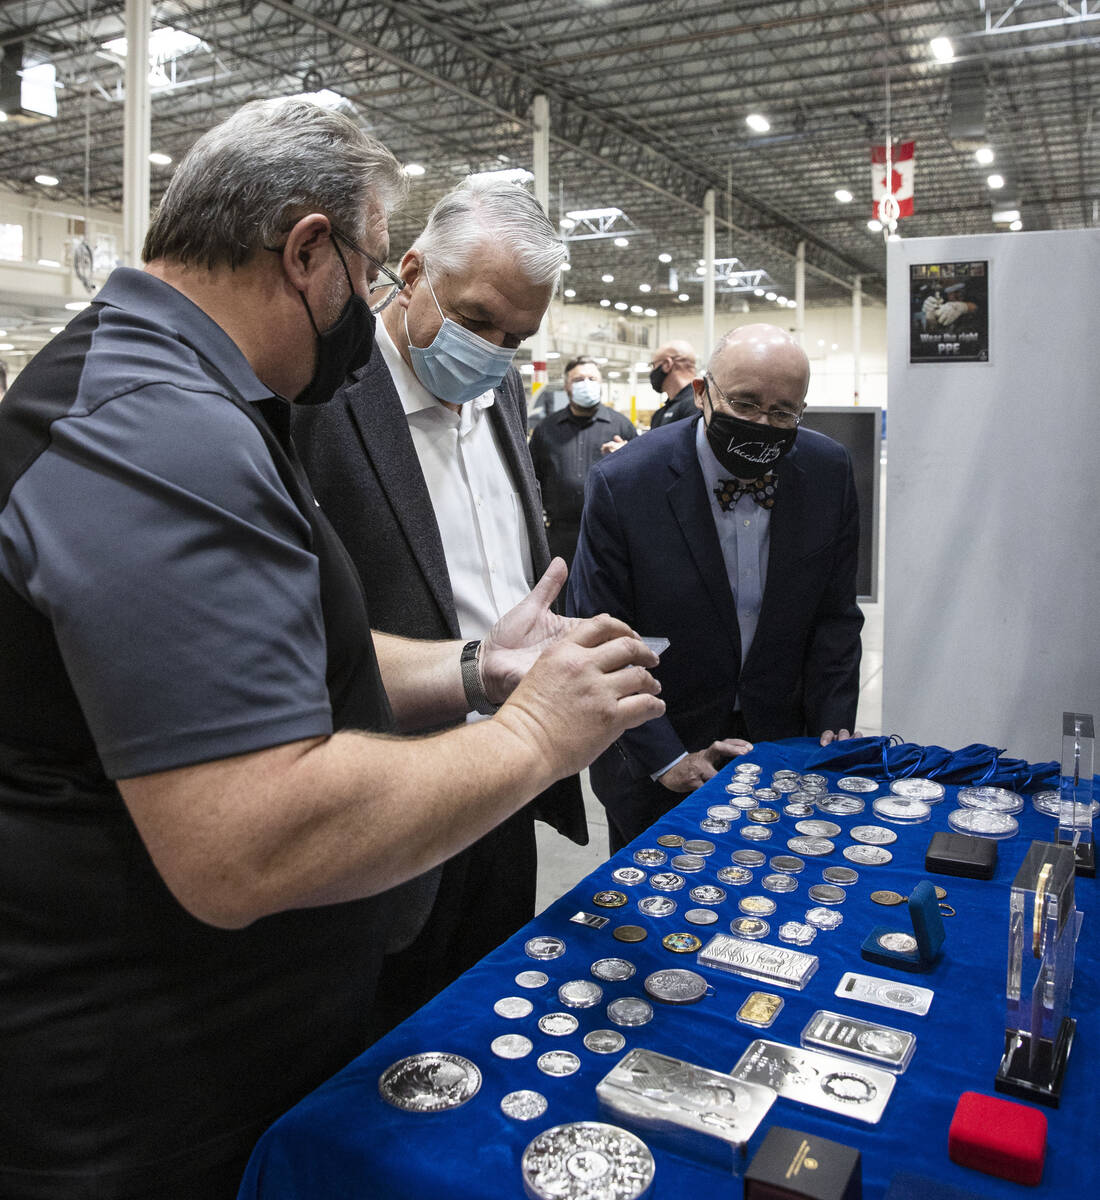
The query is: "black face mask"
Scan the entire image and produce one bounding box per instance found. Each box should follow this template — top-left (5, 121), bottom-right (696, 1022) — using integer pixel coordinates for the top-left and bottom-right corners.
top-left (703, 386), bottom-right (797, 479)
top-left (649, 364), bottom-right (668, 394)
top-left (294, 240), bottom-right (375, 406)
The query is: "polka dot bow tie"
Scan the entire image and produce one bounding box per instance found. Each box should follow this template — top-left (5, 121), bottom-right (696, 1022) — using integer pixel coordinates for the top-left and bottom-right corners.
top-left (713, 473), bottom-right (777, 512)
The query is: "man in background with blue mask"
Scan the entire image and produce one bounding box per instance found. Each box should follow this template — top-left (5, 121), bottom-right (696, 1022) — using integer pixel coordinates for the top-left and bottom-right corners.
top-left (528, 355), bottom-right (636, 569)
top-left (293, 177), bottom-right (588, 1036)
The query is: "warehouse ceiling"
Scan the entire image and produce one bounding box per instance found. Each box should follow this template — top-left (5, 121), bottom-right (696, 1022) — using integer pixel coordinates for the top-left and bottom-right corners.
top-left (0, 0), bottom-right (1097, 317)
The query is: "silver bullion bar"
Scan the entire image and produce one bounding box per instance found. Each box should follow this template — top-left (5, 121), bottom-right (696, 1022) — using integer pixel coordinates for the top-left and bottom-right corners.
top-left (730, 1039), bottom-right (896, 1124)
top-left (696, 933), bottom-right (819, 990)
top-left (799, 1008), bottom-right (917, 1073)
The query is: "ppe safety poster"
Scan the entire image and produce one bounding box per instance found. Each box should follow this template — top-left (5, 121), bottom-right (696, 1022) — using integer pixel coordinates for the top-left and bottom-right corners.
top-left (909, 260), bottom-right (989, 364)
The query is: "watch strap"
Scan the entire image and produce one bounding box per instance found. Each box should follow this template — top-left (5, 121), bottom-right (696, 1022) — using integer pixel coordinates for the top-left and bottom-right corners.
top-left (461, 639), bottom-right (499, 716)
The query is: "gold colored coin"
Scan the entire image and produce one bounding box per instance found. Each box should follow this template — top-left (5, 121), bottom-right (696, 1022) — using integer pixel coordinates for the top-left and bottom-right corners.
top-left (870, 890), bottom-right (906, 906)
top-left (612, 925), bottom-right (648, 943)
top-left (592, 890), bottom-right (628, 908)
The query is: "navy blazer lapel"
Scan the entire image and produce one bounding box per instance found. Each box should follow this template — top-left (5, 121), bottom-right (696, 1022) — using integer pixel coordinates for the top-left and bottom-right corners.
top-left (665, 421), bottom-right (741, 661)
top-left (344, 355), bottom-right (460, 636)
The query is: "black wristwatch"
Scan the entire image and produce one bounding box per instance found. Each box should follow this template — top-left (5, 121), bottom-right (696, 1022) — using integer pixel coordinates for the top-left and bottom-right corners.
top-left (460, 640), bottom-right (499, 716)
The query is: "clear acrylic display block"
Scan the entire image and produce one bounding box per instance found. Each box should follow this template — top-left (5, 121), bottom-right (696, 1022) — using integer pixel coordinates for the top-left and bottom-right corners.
top-left (1058, 712), bottom-right (1095, 877)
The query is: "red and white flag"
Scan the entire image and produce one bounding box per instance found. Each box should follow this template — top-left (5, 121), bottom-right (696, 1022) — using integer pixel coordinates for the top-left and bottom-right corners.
top-left (871, 140), bottom-right (914, 222)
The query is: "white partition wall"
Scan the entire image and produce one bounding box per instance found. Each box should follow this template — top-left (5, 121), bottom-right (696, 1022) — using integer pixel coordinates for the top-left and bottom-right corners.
top-left (883, 230), bottom-right (1100, 764)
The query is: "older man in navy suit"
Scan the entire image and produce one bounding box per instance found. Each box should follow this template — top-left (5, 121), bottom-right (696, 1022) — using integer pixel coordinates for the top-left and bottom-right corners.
top-left (568, 325), bottom-right (863, 851)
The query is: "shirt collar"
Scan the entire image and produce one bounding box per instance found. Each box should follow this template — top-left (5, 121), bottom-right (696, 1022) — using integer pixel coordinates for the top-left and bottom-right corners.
top-left (560, 404), bottom-right (610, 425)
top-left (376, 315), bottom-right (496, 418)
top-left (95, 268), bottom-right (274, 404)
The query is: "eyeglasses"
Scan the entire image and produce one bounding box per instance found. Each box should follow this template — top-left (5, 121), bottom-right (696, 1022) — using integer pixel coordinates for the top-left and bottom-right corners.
top-left (265, 224), bottom-right (406, 314)
top-left (705, 374), bottom-right (803, 429)
top-left (329, 226), bottom-right (406, 313)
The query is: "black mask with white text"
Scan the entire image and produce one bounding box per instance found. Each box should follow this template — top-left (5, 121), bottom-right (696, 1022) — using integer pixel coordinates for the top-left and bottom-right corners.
top-left (703, 388), bottom-right (797, 479)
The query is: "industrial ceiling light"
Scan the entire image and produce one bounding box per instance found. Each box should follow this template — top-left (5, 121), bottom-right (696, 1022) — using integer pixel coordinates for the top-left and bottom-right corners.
top-left (613, 301), bottom-right (628, 310)
top-left (564, 288), bottom-right (576, 298)
top-left (1009, 220), bottom-right (1023, 231)
top-left (560, 261), bottom-right (571, 270)
top-left (764, 291), bottom-right (777, 301)
top-left (930, 37), bottom-right (954, 62)
top-left (658, 252), bottom-right (672, 263)
top-left (834, 188), bottom-right (853, 203)
top-left (601, 273), bottom-right (614, 283)
top-left (629, 304), bottom-right (643, 313)
top-left (975, 147), bottom-right (994, 166)
top-left (639, 283), bottom-right (651, 293)
top-left (469, 167), bottom-right (533, 184)
top-left (403, 163), bottom-right (426, 176)
top-left (613, 236), bottom-right (629, 247)
top-left (992, 208), bottom-right (1020, 224)
top-left (867, 218), bottom-right (883, 232)
top-left (149, 152), bottom-right (172, 166)
top-left (987, 173), bottom-right (1005, 189)
top-left (599, 298), bottom-right (611, 307)
top-left (745, 113), bottom-right (770, 133)
top-left (34, 173), bottom-right (59, 186)
top-left (753, 287), bottom-right (765, 296)
top-left (64, 300), bottom-right (89, 310)
top-left (644, 308), bottom-right (657, 317)
top-left (677, 293), bottom-right (689, 301)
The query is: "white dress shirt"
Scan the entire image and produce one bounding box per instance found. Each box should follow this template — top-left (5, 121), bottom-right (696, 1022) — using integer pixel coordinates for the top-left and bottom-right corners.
top-left (374, 319), bottom-right (534, 643)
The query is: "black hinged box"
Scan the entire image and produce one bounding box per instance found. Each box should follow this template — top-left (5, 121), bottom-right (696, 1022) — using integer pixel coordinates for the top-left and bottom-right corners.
top-left (925, 831), bottom-right (997, 879)
top-left (744, 1125), bottom-right (861, 1200)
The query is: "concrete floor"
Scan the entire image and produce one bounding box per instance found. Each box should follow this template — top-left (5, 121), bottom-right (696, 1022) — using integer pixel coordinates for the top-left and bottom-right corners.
top-left (534, 459), bottom-right (887, 915)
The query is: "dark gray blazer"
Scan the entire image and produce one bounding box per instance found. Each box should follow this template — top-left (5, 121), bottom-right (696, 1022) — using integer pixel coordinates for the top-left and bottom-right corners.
top-left (291, 343), bottom-right (587, 845)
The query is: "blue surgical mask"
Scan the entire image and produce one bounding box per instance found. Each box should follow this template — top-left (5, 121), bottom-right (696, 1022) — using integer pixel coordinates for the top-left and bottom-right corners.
top-left (405, 268), bottom-right (517, 404)
top-left (570, 379), bottom-right (601, 409)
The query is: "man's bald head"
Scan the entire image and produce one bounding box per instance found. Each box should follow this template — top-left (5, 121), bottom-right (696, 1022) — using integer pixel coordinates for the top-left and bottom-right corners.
top-left (706, 324), bottom-right (809, 405)
top-left (650, 339), bottom-right (697, 399)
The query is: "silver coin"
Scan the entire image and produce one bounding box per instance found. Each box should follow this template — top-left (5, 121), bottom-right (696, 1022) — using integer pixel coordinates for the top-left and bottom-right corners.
top-left (611, 866), bottom-right (647, 886)
top-left (607, 997), bottom-right (654, 1026)
top-left (689, 884), bottom-right (727, 904)
top-left (669, 855), bottom-right (705, 873)
top-left (822, 866), bottom-right (860, 886)
top-left (728, 793), bottom-right (762, 810)
top-left (649, 872), bottom-right (686, 891)
top-left (558, 980), bottom-right (604, 1009)
top-left (632, 848), bottom-right (667, 867)
top-left (716, 865), bottom-right (754, 885)
top-left (778, 921), bottom-right (818, 945)
top-left (538, 1012), bottom-right (580, 1036)
top-left (731, 849), bottom-right (766, 866)
top-left (816, 794), bottom-right (866, 816)
top-left (772, 769), bottom-right (801, 781)
top-left (849, 825), bottom-right (898, 845)
top-left (684, 907), bottom-right (720, 925)
top-left (769, 854), bottom-right (806, 874)
top-left (583, 1029), bottom-right (627, 1055)
top-left (805, 906), bottom-right (844, 930)
top-left (795, 819), bottom-right (842, 838)
top-left (525, 936), bottom-right (566, 960)
top-left (707, 804), bottom-right (742, 822)
top-left (492, 1033), bottom-right (534, 1059)
top-left (957, 786), bottom-right (1024, 814)
top-left (762, 873), bottom-right (798, 893)
top-left (807, 884), bottom-right (847, 905)
top-left (753, 787), bottom-right (780, 802)
top-left (837, 776), bottom-right (880, 793)
top-left (784, 802), bottom-right (816, 817)
top-left (521, 1121), bottom-right (655, 1200)
top-left (787, 836), bottom-right (835, 856)
top-left (378, 1052), bottom-right (482, 1112)
top-left (638, 895), bottom-right (676, 916)
top-left (730, 916), bottom-right (770, 939)
top-left (747, 807), bottom-right (780, 824)
top-left (494, 995), bottom-right (534, 1019)
top-left (644, 968), bottom-right (708, 1004)
top-left (591, 957), bottom-right (636, 982)
top-left (734, 762), bottom-right (762, 774)
top-left (699, 817), bottom-right (731, 834)
top-left (1032, 789), bottom-right (1099, 821)
top-left (739, 894), bottom-right (777, 915)
top-left (844, 844), bottom-right (894, 865)
top-left (725, 780), bottom-right (756, 795)
top-left (873, 795), bottom-right (932, 825)
top-left (740, 825), bottom-right (773, 841)
top-left (947, 807), bottom-right (1019, 839)
top-left (890, 777), bottom-right (945, 802)
top-left (536, 1050), bottom-right (581, 1077)
top-left (682, 839), bottom-right (716, 856)
top-left (800, 774), bottom-right (828, 788)
top-left (878, 932), bottom-right (918, 953)
top-left (771, 777), bottom-right (801, 793)
top-left (515, 970), bottom-right (549, 989)
top-left (501, 1089), bottom-right (547, 1120)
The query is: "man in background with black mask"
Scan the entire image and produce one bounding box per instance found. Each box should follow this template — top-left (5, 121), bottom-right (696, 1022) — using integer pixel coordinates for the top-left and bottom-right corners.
top-left (647, 338), bottom-right (699, 428)
top-left (568, 324), bottom-right (862, 851)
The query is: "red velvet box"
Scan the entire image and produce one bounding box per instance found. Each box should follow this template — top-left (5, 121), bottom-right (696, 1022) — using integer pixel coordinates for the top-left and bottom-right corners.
top-left (948, 1091), bottom-right (1047, 1186)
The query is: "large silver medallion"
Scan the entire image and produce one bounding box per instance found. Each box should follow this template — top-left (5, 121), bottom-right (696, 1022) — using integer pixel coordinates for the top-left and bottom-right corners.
top-left (521, 1121), bottom-right (655, 1200)
top-left (643, 968), bottom-right (709, 1004)
top-left (378, 1052), bottom-right (482, 1112)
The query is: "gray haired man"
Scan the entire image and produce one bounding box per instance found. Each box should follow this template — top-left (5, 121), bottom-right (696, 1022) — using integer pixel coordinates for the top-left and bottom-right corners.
top-left (0, 102), bottom-right (662, 1197)
top-left (292, 178), bottom-right (589, 1035)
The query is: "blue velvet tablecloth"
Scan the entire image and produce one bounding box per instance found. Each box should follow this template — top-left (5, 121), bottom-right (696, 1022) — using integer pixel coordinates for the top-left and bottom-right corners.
top-left (238, 739), bottom-right (1098, 1199)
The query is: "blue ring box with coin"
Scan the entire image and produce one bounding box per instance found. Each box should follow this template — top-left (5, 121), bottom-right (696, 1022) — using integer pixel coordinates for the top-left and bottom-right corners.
top-left (860, 880), bottom-right (945, 973)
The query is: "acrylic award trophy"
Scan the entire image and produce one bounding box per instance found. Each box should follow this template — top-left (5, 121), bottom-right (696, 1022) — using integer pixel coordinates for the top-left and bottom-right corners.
top-left (1058, 711), bottom-right (1095, 877)
top-left (995, 840), bottom-right (1081, 1106)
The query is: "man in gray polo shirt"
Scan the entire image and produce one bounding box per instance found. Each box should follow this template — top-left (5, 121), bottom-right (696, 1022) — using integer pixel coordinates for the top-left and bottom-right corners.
top-left (0, 98), bottom-right (662, 1198)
